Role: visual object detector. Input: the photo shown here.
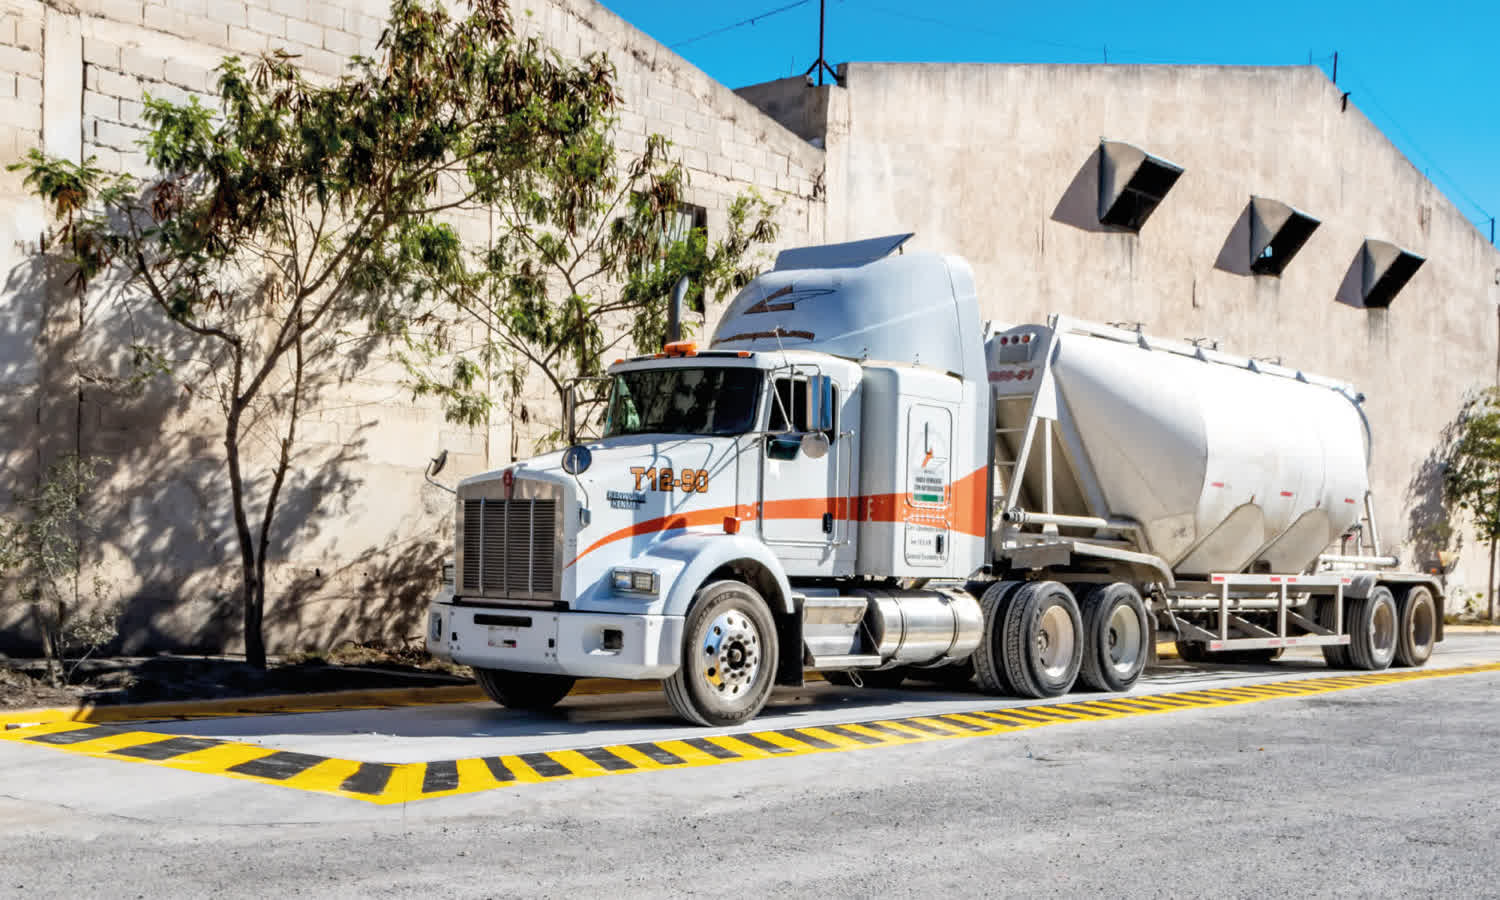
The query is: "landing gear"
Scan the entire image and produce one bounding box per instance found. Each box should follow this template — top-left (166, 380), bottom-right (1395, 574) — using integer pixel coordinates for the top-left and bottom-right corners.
top-left (664, 580), bottom-right (779, 726)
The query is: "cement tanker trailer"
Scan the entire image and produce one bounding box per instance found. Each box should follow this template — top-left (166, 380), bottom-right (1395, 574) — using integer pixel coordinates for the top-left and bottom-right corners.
top-left (986, 315), bottom-right (1442, 686)
top-left (426, 234), bottom-right (1443, 725)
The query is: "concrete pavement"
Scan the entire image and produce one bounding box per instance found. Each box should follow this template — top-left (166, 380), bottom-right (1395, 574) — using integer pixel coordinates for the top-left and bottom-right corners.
top-left (3, 634), bottom-right (1500, 897)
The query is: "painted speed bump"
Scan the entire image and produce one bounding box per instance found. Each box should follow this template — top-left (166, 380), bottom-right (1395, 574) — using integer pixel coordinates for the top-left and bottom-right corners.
top-left (3, 661), bottom-right (1498, 805)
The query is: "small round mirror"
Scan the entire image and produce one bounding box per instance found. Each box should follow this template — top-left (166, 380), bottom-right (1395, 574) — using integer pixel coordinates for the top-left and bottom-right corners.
top-left (799, 432), bottom-right (830, 460)
top-left (561, 445), bottom-right (593, 475)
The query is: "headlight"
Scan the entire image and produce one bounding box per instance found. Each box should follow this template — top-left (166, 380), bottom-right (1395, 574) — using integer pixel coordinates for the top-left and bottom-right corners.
top-left (611, 567), bottom-right (659, 595)
top-left (441, 559), bottom-right (455, 587)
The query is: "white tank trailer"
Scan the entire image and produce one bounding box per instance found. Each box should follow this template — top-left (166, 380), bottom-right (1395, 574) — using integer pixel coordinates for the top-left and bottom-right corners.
top-left (425, 234), bottom-right (1444, 726)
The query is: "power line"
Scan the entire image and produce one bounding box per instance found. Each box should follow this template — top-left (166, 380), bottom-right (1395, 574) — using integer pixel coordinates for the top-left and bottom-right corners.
top-left (1338, 65), bottom-right (1492, 223)
top-left (670, 0), bottom-right (814, 50)
top-left (862, 4), bottom-right (1103, 56)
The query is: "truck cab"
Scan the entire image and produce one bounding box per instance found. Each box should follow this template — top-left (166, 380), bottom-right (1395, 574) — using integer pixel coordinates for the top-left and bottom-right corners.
top-left (427, 235), bottom-right (994, 725)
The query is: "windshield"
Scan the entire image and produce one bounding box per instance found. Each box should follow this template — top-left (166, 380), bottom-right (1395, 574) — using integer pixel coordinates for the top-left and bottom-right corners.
top-left (603, 366), bottom-right (763, 438)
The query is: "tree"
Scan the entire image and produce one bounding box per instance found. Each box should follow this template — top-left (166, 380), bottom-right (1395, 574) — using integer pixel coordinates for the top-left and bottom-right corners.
top-left (1444, 386), bottom-right (1500, 621)
top-left (403, 127), bottom-right (779, 449)
top-left (11, 0), bottom-right (620, 667)
top-left (0, 455), bottom-right (116, 685)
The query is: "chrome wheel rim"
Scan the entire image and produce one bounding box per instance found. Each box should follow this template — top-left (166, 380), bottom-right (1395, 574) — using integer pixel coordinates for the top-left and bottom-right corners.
top-left (701, 608), bottom-right (762, 698)
top-left (1036, 605), bottom-right (1075, 679)
top-left (1106, 603), bottom-right (1142, 676)
top-left (1370, 598), bottom-right (1396, 661)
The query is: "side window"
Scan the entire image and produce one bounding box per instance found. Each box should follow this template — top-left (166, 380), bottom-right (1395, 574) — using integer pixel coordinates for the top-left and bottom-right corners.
top-left (768, 377), bottom-right (838, 440)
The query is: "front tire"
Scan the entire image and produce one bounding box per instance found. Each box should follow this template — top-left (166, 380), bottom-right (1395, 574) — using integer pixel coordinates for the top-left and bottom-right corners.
top-left (474, 668), bottom-right (576, 711)
top-left (1394, 585), bottom-right (1437, 668)
top-left (1077, 583), bottom-right (1149, 692)
top-left (664, 580), bottom-right (779, 726)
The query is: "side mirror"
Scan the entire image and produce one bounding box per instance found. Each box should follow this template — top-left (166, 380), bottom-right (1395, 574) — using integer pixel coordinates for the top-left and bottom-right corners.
top-left (805, 375), bottom-right (834, 433)
top-left (799, 432), bottom-right (830, 459)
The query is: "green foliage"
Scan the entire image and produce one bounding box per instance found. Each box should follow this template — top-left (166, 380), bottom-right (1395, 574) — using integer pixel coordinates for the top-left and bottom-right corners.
top-left (1444, 387), bottom-right (1500, 542)
top-left (402, 125), bottom-right (781, 446)
top-left (11, 0), bottom-right (619, 667)
top-left (0, 455), bottom-right (117, 685)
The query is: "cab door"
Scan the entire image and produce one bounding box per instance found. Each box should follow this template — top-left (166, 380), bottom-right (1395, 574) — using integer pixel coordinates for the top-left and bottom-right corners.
top-left (758, 367), bottom-right (857, 576)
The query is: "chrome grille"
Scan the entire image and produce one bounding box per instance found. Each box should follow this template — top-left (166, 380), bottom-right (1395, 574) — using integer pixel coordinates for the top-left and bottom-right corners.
top-left (458, 496), bottom-right (558, 600)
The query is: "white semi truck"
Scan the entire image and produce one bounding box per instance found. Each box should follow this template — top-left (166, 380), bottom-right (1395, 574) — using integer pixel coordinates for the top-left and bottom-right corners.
top-left (425, 234), bottom-right (1444, 726)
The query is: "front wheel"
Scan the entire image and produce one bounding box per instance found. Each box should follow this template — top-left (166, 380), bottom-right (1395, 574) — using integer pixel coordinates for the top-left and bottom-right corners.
top-left (474, 668), bottom-right (576, 711)
top-left (664, 580), bottom-right (779, 726)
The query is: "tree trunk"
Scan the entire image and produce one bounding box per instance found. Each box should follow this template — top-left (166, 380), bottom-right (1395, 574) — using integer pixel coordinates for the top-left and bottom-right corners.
top-left (1490, 536), bottom-right (1497, 622)
top-left (243, 571), bottom-right (267, 669)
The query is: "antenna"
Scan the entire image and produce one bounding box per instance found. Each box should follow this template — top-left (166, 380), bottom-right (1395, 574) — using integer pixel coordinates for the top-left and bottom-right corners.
top-left (802, 0), bottom-right (837, 86)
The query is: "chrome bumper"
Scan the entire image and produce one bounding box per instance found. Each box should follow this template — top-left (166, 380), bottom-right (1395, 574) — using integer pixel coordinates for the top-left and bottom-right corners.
top-left (427, 592), bottom-right (683, 679)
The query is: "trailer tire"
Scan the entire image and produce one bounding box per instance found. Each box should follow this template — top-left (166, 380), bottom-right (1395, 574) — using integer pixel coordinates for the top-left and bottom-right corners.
top-left (997, 581), bottom-right (1083, 698)
top-left (973, 581), bottom-right (1025, 694)
top-left (1395, 585), bottom-right (1437, 668)
top-left (1344, 586), bottom-right (1398, 671)
top-left (1077, 583), bottom-right (1149, 692)
top-left (1316, 598), bottom-right (1350, 668)
top-left (474, 668), bottom-right (576, 712)
top-left (664, 580), bottom-right (779, 727)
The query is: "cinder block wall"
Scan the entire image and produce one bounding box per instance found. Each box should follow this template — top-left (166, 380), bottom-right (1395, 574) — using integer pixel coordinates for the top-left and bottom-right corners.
top-left (0, 0), bottom-right (826, 654)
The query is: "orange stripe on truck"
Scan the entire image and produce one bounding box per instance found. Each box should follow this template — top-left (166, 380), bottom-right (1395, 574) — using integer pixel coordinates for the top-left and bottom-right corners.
top-left (569, 467), bottom-right (988, 567)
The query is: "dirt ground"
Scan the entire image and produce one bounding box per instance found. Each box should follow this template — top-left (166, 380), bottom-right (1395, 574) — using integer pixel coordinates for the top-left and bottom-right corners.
top-left (0, 642), bottom-right (473, 710)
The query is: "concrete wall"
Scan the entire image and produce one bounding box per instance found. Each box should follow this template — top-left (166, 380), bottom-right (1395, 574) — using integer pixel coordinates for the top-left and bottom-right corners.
top-left (746, 63), bottom-right (1500, 606)
top-left (0, 0), bottom-right (825, 653)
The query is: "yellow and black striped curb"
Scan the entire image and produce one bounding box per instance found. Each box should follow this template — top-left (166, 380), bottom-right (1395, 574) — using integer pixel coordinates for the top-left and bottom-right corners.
top-left (4, 661), bottom-right (1498, 806)
top-left (0, 676), bottom-right (675, 728)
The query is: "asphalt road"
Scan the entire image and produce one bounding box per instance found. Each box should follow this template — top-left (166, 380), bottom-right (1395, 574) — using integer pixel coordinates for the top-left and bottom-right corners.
top-left (4, 635), bottom-right (1500, 898)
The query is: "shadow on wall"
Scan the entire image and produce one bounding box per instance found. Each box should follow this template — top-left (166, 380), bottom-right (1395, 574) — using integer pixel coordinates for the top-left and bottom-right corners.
top-left (1406, 410), bottom-right (1462, 593)
top-left (0, 251), bottom-right (441, 656)
top-left (1050, 146), bottom-right (1120, 234)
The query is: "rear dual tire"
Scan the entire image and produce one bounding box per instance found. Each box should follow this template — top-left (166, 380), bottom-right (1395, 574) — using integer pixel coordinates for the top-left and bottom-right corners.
top-left (1321, 586), bottom-right (1399, 671)
top-left (1076, 583), bottom-right (1150, 692)
top-left (974, 581), bottom-right (1083, 698)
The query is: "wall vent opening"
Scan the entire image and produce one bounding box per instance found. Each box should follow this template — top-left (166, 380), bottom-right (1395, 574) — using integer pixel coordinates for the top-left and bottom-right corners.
top-left (1097, 140), bottom-right (1184, 232)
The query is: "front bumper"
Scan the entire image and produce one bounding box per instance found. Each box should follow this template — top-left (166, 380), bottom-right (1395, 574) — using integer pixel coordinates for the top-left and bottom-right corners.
top-left (427, 591), bottom-right (684, 679)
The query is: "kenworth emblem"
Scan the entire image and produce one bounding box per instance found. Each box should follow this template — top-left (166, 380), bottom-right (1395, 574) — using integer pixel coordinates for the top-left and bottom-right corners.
top-left (607, 490), bottom-right (647, 509)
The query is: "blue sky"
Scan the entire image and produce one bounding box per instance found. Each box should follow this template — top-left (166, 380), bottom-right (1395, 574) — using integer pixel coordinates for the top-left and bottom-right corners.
top-left (598, 0), bottom-right (1498, 244)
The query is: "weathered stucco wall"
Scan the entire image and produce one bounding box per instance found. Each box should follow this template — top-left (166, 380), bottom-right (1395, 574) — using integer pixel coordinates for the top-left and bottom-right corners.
top-left (0, 0), bottom-right (825, 653)
top-left (748, 63), bottom-right (1500, 604)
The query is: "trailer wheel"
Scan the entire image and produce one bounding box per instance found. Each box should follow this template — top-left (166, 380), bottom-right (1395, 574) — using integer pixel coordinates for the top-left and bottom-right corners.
top-left (474, 668), bottom-right (576, 711)
top-left (984, 581), bottom-right (1083, 698)
top-left (1344, 586), bottom-right (1398, 671)
top-left (664, 580), bottom-right (779, 726)
top-left (1316, 598), bottom-right (1350, 668)
top-left (973, 581), bottom-right (1025, 694)
top-left (1078, 583), bottom-right (1149, 692)
top-left (1395, 585), bottom-right (1437, 668)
